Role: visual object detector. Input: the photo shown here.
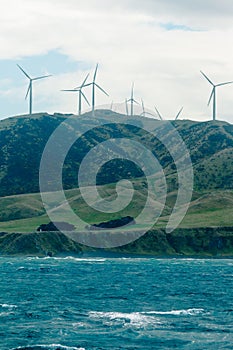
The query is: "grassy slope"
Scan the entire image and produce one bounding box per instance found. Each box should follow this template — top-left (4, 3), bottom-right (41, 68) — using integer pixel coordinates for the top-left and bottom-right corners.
top-left (0, 112), bottom-right (233, 198)
top-left (0, 184), bottom-right (232, 233)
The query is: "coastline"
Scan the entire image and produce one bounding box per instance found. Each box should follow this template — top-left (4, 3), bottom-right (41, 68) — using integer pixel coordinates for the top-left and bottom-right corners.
top-left (0, 227), bottom-right (233, 258)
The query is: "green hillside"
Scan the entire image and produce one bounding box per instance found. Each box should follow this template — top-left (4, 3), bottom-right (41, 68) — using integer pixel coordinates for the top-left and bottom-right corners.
top-left (0, 111), bottom-right (232, 237)
top-left (0, 111), bottom-right (233, 198)
top-left (0, 186), bottom-right (232, 233)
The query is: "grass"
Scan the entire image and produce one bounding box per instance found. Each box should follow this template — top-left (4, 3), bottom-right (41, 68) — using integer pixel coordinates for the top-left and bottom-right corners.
top-left (0, 182), bottom-right (232, 233)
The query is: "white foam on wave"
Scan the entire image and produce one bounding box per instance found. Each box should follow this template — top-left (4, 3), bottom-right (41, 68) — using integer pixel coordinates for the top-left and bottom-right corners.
top-left (0, 303), bottom-right (17, 309)
top-left (27, 256), bottom-right (106, 262)
top-left (10, 344), bottom-right (85, 350)
top-left (0, 311), bottom-right (12, 317)
top-left (88, 311), bottom-right (161, 327)
top-left (88, 308), bottom-right (204, 327)
top-left (146, 308), bottom-right (205, 316)
top-left (62, 257), bottom-right (106, 262)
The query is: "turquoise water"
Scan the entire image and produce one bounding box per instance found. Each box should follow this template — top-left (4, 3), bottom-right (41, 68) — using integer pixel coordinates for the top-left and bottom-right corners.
top-left (0, 256), bottom-right (232, 349)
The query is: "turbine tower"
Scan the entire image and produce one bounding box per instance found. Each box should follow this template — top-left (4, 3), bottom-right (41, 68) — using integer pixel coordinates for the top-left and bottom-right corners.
top-left (200, 71), bottom-right (233, 121)
top-left (127, 83), bottom-right (139, 116)
top-left (62, 74), bottom-right (90, 116)
top-left (125, 99), bottom-right (129, 116)
top-left (175, 107), bottom-right (183, 120)
top-left (87, 64), bottom-right (109, 116)
top-left (17, 64), bottom-right (51, 115)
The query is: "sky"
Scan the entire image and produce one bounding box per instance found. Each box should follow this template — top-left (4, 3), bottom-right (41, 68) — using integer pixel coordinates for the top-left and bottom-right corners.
top-left (1, 0), bottom-right (233, 122)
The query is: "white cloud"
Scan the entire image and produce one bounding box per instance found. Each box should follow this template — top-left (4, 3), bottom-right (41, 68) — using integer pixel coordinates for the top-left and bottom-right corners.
top-left (0, 0), bottom-right (233, 122)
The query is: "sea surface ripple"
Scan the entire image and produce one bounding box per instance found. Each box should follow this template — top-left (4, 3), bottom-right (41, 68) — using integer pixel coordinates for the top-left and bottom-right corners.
top-left (0, 256), bottom-right (232, 349)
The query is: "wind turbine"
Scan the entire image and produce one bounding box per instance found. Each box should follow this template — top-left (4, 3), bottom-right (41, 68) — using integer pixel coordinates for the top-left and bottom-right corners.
top-left (140, 99), bottom-right (156, 118)
top-left (141, 99), bottom-right (146, 117)
top-left (200, 71), bottom-right (233, 121)
top-left (127, 83), bottom-right (139, 116)
top-left (86, 64), bottom-right (109, 116)
top-left (175, 107), bottom-right (183, 120)
top-left (61, 73), bottom-right (90, 116)
top-left (17, 64), bottom-right (51, 115)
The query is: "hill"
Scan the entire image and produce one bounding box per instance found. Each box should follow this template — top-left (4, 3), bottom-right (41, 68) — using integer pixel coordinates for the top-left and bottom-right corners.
top-left (0, 111), bottom-right (232, 198)
top-left (0, 111), bottom-right (232, 255)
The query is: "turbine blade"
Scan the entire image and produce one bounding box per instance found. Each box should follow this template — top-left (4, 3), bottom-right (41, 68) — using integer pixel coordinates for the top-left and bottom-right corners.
top-left (81, 91), bottom-right (90, 106)
top-left (61, 89), bottom-right (77, 92)
top-left (200, 70), bottom-right (214, 86)
top-left (216, 81), bottom-right (233, 87)
top-left (75, 82), bottom-right (92, 89)
top-left (95, 83), bottom-right (109, 96)
top-left (131, 82), bottom-right (134, 99)
top-left (25, 84), bottom-right (30, 100)
top-left (93, 63), bottom-right (98, 82)
top-left (175, 107), bottom-right (183, 120)
top-left (147, 112), bottom-right (157, 117)
top-left (17, 64), bottom-right (31, 79)
top-left (154, 106), bottom-right (163, 120)
top-left (33, 74), bottom-right (52, 81)
top-left (133, 99), bottom-right (139, 105)
top-left (208, 88), bottom-right (214, 106)
top-left (81, 73), bottom-right (90, 87)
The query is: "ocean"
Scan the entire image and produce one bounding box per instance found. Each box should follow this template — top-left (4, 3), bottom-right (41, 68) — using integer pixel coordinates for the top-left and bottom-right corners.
top-left (0, 256), bottom-right (232, 350)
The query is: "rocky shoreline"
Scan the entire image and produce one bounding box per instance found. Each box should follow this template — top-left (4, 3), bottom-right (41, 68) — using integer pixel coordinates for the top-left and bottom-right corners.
top-left (0, 227), bottom-right (233, 257)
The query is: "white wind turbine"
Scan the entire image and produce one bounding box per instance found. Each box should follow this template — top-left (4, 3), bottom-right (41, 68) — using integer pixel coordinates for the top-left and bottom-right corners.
top-left (86, 64), bottom-right (109, 116)
top-left (127, 83), bottom-right (139, 116)
top-left (17, 64), bottom-right (51, 115)
top-left (201, 70), bottom-right (233, 121)
top-left (61, 74), bottom-right (90, 115)
top-left (140, 99), bottom-right (156, 118)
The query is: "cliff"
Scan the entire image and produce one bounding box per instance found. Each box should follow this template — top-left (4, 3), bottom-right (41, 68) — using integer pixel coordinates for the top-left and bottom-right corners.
top-left (0, 227), bottom-right (233, 257)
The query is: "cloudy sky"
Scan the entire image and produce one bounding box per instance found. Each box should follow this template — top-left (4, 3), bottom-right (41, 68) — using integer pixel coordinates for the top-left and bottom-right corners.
top-left (1, 0), bottom-right (233, 122)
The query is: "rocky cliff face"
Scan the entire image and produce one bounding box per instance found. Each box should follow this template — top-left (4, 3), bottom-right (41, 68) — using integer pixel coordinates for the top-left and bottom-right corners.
top-left (0, 231), bottom-right (82, 256)
top-left (112, 227), bottom-right (233, 257)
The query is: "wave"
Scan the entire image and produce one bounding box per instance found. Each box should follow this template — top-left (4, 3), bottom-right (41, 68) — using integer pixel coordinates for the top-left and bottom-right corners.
top-left (26, 256), bottom-right (106, 262)
top-left (88, 311), bottom-right (161, 327)
top-left (0, 303), bottom-right (17, 309)
top-left (10, 344), bottom-right (85, 350)
top-left (145, 308), bottom-right (205, 316)
top-left (88, 308), bottom-right (204, 326)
